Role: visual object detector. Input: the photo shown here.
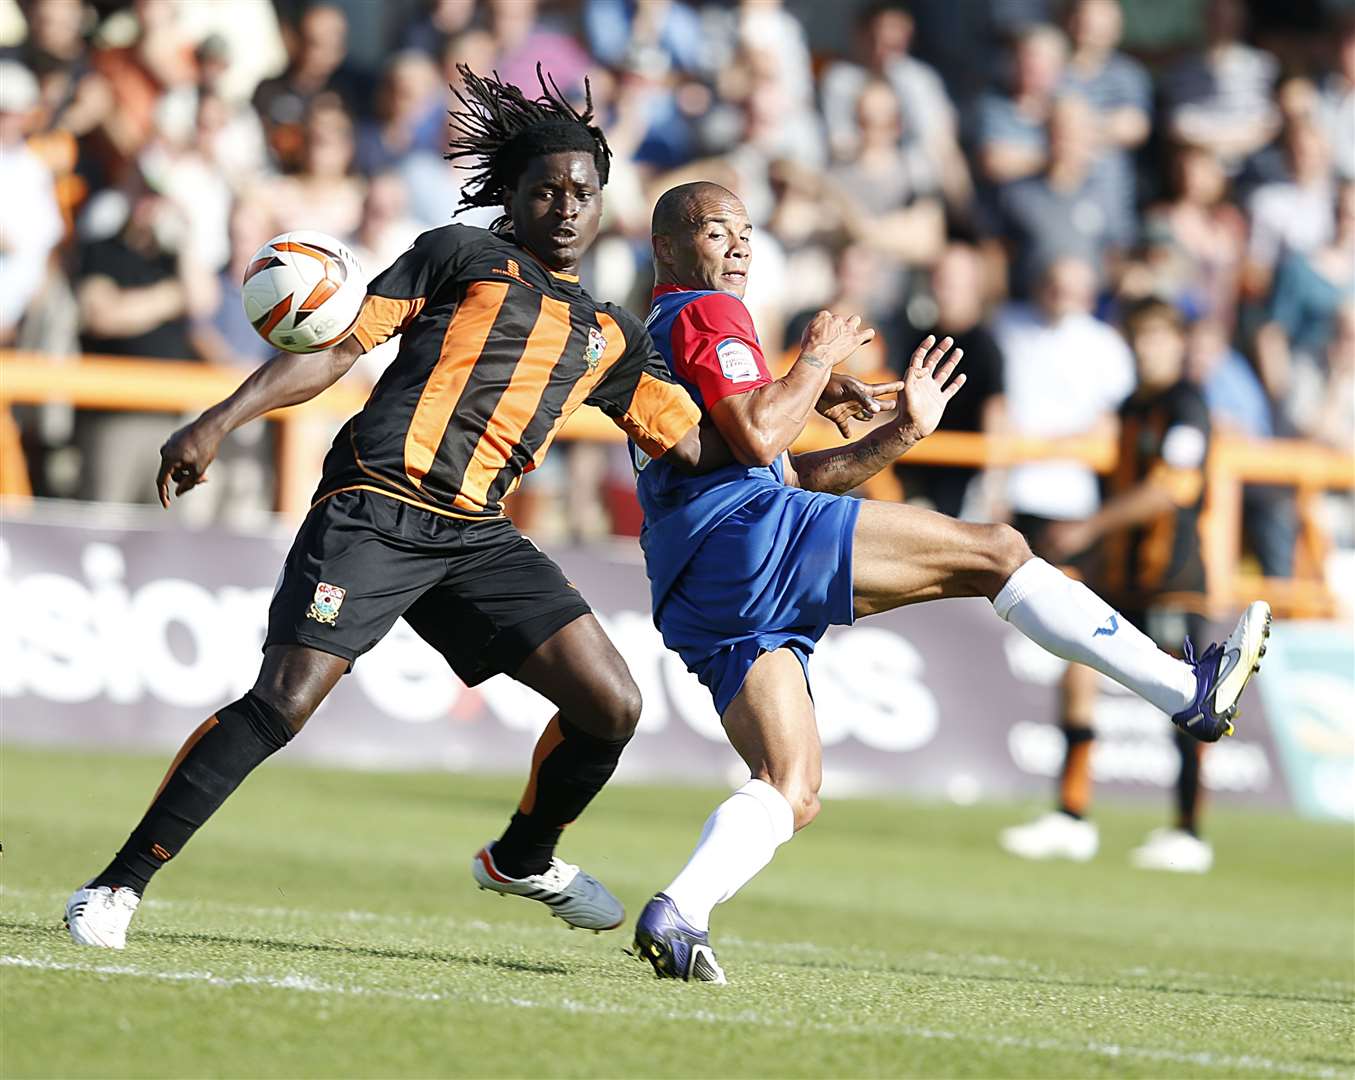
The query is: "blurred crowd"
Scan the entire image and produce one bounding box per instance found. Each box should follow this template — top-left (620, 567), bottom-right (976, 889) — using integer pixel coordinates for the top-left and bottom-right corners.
top-left (1, 0), bottom-right (1351, 556)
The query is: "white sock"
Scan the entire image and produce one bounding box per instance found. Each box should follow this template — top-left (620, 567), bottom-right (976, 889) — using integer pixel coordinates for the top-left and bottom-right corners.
top-left (661, 778), bottom-right (795, 932)
top-left (993, 558), bottom-right (1197, 716)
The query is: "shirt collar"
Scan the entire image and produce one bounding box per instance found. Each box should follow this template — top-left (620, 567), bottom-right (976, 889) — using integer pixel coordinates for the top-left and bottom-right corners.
top-left (505, 232), bottom-right (582, 283)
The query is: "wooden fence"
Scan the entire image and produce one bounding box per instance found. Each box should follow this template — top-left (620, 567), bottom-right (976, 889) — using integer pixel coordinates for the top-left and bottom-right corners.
top-left (3, 350), bottom-right (1351, 618)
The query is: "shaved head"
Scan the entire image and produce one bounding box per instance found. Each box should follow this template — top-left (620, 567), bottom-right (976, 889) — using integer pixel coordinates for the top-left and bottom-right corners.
top-left (651, 181), bottom-right (742, 237)
top-left (651, 181), bottom-right (752, 296)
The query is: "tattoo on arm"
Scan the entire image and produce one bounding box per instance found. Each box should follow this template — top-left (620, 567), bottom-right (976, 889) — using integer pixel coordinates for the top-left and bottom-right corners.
top-left (799, 354), bottom-right (827, 370)
top-left (791, 424), bottom-right (921, 495)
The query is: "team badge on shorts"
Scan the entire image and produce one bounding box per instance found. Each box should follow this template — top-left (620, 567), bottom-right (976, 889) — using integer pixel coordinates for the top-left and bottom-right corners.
top-left (585, 325), bottom-right (607, 372)
top-left (307, 582), bottom-right (347, 625)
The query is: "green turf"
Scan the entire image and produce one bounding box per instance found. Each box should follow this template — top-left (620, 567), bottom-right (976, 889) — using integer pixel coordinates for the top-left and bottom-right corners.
top-left (2, 745), bottom-right (1351, 1079)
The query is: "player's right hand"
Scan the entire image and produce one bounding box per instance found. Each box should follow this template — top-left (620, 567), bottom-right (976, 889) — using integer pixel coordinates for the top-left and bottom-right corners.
top-left (817, 373), bottom-right (906, 436)
top-left (800, 310), bottom-right (876, 369)
top-left (156, 420), bottom-right (222, 507)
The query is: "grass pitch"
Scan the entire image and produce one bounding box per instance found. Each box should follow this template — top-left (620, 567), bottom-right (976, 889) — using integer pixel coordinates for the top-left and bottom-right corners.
top-left (2, 745), bottom-right (1351, 1079)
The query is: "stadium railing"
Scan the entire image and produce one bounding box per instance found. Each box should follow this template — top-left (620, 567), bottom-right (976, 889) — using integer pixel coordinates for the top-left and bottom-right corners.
top-left (2, 350), bottom-right (1352, 619)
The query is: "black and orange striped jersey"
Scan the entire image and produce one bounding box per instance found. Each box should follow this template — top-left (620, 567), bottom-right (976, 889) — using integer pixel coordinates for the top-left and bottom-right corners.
top-left (1103, 381), bottom-right (1211, 604)
top-left (314, 224), bottom-right (701, 519)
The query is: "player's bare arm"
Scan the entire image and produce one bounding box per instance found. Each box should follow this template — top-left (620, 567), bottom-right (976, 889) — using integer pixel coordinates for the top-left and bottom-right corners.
top-left (710, 310), bottom-right (876, 466)
top-left (786, 335), bottom-right (964, 495)
top-left (156, 335), bottom-right (364, 506)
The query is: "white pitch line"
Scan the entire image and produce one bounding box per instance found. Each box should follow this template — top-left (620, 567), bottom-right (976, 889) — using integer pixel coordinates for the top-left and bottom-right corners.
top-left (2, 954), bottom-right (1345, 1080)
top-left (2, 885), bottom-right (868, 957)
top-left (4, 885), bottom-right (1351, 998)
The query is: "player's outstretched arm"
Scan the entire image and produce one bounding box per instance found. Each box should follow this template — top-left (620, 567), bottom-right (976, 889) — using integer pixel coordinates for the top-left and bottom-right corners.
top-left (156, 335), bottom-right (365, 506)
top-left (787, 336), bottom-right (963, 495)
top-left (712, 311), bottom-right (875, 466)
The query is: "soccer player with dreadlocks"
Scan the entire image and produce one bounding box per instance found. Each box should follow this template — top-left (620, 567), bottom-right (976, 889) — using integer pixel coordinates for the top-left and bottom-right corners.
top-left (65, 66), bottom-right (723, 948)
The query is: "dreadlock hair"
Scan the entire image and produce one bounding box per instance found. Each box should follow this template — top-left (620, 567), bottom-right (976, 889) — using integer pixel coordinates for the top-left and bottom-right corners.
top-left (446, 63), bottom-right (612, 236)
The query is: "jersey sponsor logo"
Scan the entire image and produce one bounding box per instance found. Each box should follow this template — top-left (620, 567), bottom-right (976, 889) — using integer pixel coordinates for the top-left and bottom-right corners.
top-left (491, 258), bottom-right (532, 287)
top-left (307, 582), bottom-right (347, 625)
top-left (585, 325), bottom-right (607, 372)
top-left (716, 338), bottom-right (759, 383)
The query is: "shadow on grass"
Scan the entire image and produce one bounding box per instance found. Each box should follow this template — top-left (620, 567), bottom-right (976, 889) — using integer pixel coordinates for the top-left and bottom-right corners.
top-left (0, 918), bottom-right (571, 976)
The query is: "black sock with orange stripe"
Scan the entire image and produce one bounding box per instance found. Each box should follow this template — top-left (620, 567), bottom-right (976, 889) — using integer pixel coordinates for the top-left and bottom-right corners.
top-left (1057, 725), bottom-right (1095, 819)
top-left (491, 713), bottom-right (629, 879)
top-left (91, 692), bottom-right (295, 894)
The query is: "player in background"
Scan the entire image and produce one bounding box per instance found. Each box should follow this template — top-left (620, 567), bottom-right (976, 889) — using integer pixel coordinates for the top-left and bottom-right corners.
top-left (628, 182), bottom-right (1270, 983)
top-left (1001, 298), bottom-right (1222, 872)
top-left (65, 68), bottom-right (726, 949)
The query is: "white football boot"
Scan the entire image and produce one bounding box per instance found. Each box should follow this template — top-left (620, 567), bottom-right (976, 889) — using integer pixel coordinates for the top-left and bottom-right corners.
top-left (1171, 601), bottom-right (1272, 742)
top-left (999, 811), bottom-right (1099, 862)
top-left (471, 844), bottom-right (624, 931)
top-left (64, 883), bottom-right (141, 948)
top-left (1130, 828), bottom-right (1214, 873)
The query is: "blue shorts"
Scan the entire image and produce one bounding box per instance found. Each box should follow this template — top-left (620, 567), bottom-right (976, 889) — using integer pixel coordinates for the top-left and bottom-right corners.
top-left (655, 484), bottom-right (860, 715)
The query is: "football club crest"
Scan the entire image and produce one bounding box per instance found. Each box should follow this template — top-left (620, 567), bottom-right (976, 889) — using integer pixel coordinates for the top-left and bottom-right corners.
top-left (307, 582), bottom-right (347, 625)
top-left (585, 325), bottom-right (607, 372)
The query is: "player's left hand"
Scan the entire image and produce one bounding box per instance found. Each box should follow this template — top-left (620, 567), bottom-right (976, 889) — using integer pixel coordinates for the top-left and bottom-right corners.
top-left (816, 373), bottom-right (906, 437)
top-left (156, 418), bottom-right (224, 507)
top-left (896, 335), bottom-right (964, 441)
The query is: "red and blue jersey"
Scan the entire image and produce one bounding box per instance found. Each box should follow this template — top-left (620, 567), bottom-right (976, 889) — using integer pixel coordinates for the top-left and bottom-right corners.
top-left (634, 285), bottom-right (862, 714)
top-left (634, 285), bottom-right (786, 616)
top-left (643, 284), bottom-right (773, 412)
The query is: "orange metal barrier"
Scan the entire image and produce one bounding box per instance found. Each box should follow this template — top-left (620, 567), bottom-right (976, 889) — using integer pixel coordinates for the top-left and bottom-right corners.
top-left (3, 351), bottom-right (1352, 617)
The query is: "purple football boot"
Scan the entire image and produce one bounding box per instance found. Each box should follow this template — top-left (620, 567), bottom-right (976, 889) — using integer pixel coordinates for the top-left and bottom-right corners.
top-left (632, 893), bottom-right (726, 984)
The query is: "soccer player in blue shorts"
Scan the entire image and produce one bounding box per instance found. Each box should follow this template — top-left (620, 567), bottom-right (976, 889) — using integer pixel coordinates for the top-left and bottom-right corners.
top-left (628, 182), bottom-right (1272, 983)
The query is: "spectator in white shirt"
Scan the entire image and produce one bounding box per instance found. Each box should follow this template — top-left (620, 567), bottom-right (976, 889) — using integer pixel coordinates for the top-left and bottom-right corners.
top-left (0, 62), bottom-right (64, 344)
top-left (1245, 119), bottom-right (1336, 294)
top-left (994, 254), bottom-right (1135, 527)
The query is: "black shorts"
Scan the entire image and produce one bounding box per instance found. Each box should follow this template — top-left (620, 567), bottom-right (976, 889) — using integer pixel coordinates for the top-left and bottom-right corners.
top-left (265, 489), bottom-right (592, 685)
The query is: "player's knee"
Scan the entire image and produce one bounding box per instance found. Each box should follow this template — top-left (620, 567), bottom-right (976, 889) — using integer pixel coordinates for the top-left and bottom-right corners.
top-left (592, 673), bottom-right (644, 740)
top-left (976, 523), bottom-right (1032, 599)
top-left (792, 788), bottom-right (822, 832)
top-left (771, 771), bottom-right (821, 832)
top-left (252, 647), bottom-right (344, 735)
top-left (251, 682), bottom-right (322, 735)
